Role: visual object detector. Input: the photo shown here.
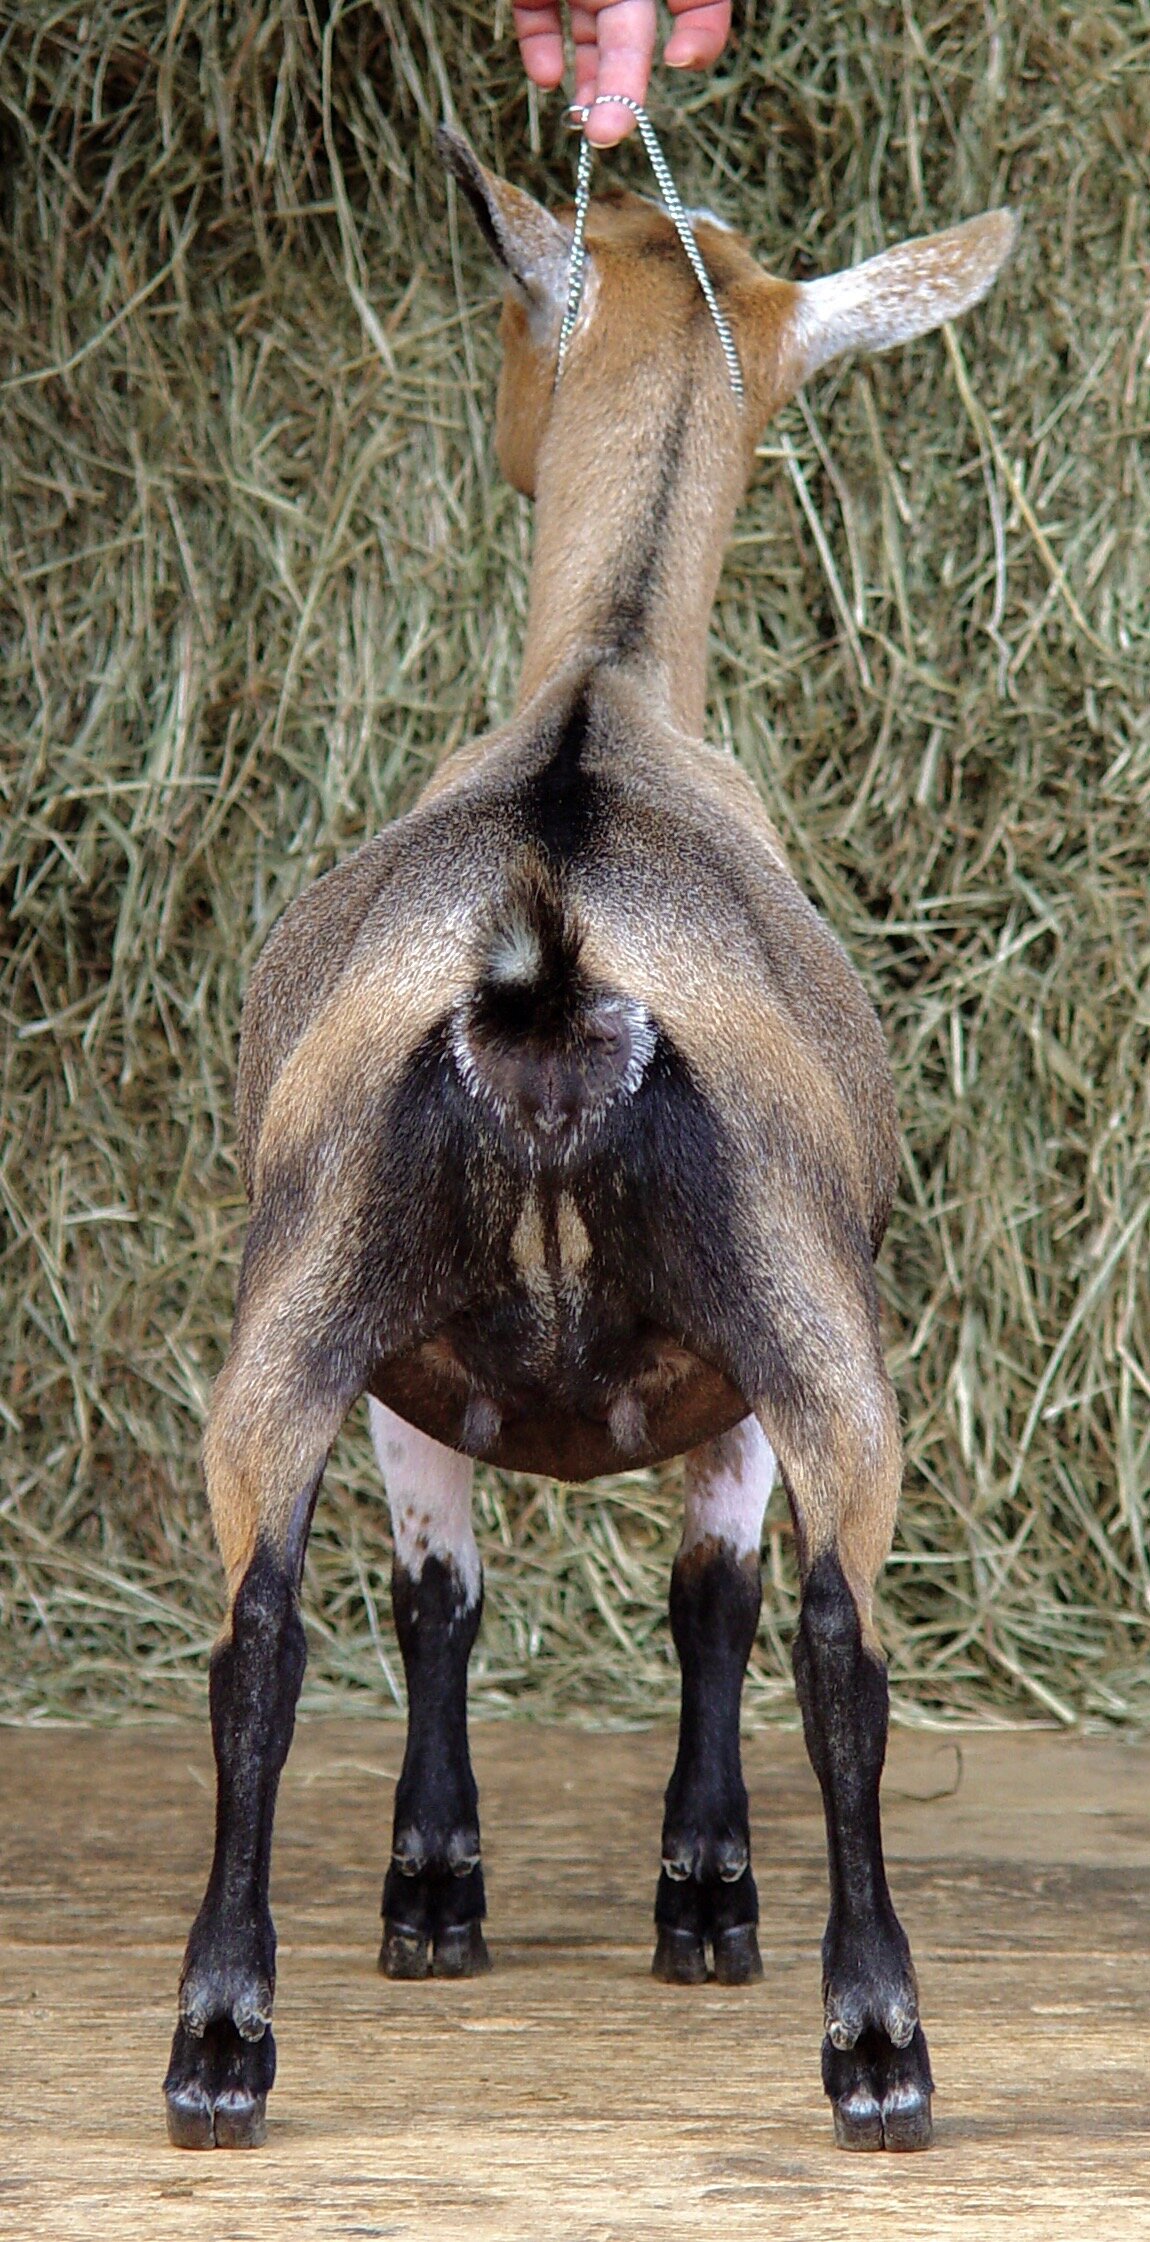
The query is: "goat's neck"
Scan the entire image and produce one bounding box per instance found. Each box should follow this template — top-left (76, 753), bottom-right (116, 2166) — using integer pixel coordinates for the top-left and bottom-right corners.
top-left (514, 363), bottom-right (747, 738)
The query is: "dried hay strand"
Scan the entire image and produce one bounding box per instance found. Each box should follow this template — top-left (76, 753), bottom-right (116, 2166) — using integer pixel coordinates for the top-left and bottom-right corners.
top-left (1, 3), bottom-right (1148, 1728)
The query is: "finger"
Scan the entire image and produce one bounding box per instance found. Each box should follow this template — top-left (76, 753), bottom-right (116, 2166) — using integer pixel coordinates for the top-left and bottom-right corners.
top-left (513, 2), bottom-right (566, 89)
top-left (570, 12), bottom-right (600, 116)
top-left (664, 0), bottom-right (731, 69)
top-left (571, 0), bottom-right (657, 144)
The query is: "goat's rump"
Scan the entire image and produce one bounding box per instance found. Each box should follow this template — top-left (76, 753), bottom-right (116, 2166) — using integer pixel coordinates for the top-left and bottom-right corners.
top-left (237, 688), bottom-right (894, 1484)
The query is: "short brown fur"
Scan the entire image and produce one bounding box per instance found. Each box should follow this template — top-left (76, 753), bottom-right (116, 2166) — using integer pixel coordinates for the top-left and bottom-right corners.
top-left (203, 134), bottom-right (1015, 1639)
top-left (164, 128), bottom-right (1017, 2162)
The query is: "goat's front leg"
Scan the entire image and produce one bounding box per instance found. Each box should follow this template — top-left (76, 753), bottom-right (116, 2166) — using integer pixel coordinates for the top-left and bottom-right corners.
top-left (164, 1331), bottom-right (356, 2150)
top-left (653, 1415), bottom-right (773, 1987)
top-left (369, 1401), bottom-right (490, 1980)
top-left (771, 1363), bottom-right (933, 2152)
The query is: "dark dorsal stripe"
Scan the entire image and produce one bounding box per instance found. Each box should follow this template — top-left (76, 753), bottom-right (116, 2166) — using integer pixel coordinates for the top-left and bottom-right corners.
top-left (604, 372), bottom-right (693, 661)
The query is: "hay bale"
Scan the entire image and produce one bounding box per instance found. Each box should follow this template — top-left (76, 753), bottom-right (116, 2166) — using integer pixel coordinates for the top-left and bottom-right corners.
top-left (2, 3), bottom-right (1148, 1725)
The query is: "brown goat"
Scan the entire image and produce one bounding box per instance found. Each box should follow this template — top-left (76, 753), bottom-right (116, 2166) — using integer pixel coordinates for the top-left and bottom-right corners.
top-left (164, 127), bottom-right (1015, 2154)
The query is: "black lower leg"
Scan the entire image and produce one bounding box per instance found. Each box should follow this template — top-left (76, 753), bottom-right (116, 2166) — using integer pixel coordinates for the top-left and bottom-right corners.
top-left (653, 1540), bottom-right (763, 1987)
top-left (792, 1550), bottom-right (932, 2151)
top-left (164, 1541), bottom-right (309, 2149)
top-left (380, 1555), bottom-right (489, 1979)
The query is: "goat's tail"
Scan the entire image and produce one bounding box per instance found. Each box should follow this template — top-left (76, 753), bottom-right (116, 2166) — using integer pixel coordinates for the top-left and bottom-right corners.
top-left (450, 868), bottom-right (654, 1146)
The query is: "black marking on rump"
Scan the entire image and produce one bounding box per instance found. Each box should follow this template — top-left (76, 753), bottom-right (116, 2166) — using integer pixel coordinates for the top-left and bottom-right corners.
top-left (242, 1018), bottom-right (510, 1393)
top-left (354, 1010), bottom-right (877, 1460)
top-left (520, 689), bottom-right (602, 864)
top-left (467, 873), bottom-right (587, 1047)
top-left (240, 865), bottom-right (883, 1463)
top-left (590, 1034), bottom-right (760, 1379)
top-left (238, 979), bottom-right (877, 1472)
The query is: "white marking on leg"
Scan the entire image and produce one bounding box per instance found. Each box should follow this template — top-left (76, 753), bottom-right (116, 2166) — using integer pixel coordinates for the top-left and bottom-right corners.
top-left (368, 1398), bottom-right (480, 1606)
top-left (681, 1414), bottom-right (777, 1561)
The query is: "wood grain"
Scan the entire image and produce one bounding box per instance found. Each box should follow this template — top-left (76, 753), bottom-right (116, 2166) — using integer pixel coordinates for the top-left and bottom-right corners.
top-left (2, 1720), bottom-right (1150, 2239)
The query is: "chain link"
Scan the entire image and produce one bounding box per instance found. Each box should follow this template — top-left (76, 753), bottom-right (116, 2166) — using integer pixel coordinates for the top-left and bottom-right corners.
top-left (555, 97), bottom-right (744, 410)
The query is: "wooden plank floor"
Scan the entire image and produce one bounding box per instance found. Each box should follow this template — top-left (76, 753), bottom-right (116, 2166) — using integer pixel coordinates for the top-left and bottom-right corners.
top-left (2, 1718), bottom-right (1150, 2240)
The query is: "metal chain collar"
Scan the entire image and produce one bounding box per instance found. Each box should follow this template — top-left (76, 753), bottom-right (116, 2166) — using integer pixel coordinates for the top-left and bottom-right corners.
top-left (555, 96), bottom-right (745, 410)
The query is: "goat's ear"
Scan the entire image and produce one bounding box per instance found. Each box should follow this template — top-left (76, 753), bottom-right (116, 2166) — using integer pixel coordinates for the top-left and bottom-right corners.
top-left (781, 208), bottom-right (1018, 387)
top-left (437, 126), bottom-right (570, 336)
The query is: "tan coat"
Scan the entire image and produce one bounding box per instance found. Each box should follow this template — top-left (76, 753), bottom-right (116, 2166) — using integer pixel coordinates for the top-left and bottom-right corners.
top-left (204, 133), bottom-right (1015, 1641)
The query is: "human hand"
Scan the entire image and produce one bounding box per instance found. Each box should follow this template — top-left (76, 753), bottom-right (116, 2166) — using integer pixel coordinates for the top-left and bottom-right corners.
top-left (512, 1), bottom-right (732, 147)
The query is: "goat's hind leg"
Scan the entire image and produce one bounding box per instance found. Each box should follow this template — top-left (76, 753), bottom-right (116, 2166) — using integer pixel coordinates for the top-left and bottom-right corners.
top-left (369, 1401), bottom-right (490, 1981)
top-left (653, 1416), bottom-right (773, 1988)
top-left (769, 1363), bottom-right (933, 2152)
top-left (164, 1334), bottom-right (355, 2150)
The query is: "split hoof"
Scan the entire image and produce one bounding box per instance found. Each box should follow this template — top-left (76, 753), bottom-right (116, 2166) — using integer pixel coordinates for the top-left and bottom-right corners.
top-left (651, 1918), bottom-right (763, 1985)
top-left (163, 2019), bottom-right (274, 2150)
top-left (212, 2089), bottom-right (268, 2151)
top-left (824, 2023), bottom-right (934, 2153)
top-left (379, 1856), bottom-right (490, 1983)
top-left (380, 1915), bottom-right (491, 1979)
top-left (653, 1858), bottom-right (760, 1986)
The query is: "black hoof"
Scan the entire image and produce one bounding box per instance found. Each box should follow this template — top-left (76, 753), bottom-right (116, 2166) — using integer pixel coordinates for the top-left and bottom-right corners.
top-left (379, 1915), bottom-right (491, 1979)
top-left (163, 2019), bottom-right (275, 2150)
top-left (653, 1860), bottom-right (760, 1986)
top-left (824, 2024), bottom-right (933, 2153)
top-left (652, 1924), bottom-right (709, 1985)
top-left (434, 1918), bottom-right (491, 1978)
top-left (712, 1921), bottom-right (763, 1986)
top-left (380, 1855), bottom-right (488, 1980)
top-left (379, 1923), bottom-right (430, 1980)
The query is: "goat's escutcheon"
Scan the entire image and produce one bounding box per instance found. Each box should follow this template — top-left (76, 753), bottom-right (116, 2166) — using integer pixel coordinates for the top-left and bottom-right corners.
top-left (164, 127), bottom-right (1015, 2152)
